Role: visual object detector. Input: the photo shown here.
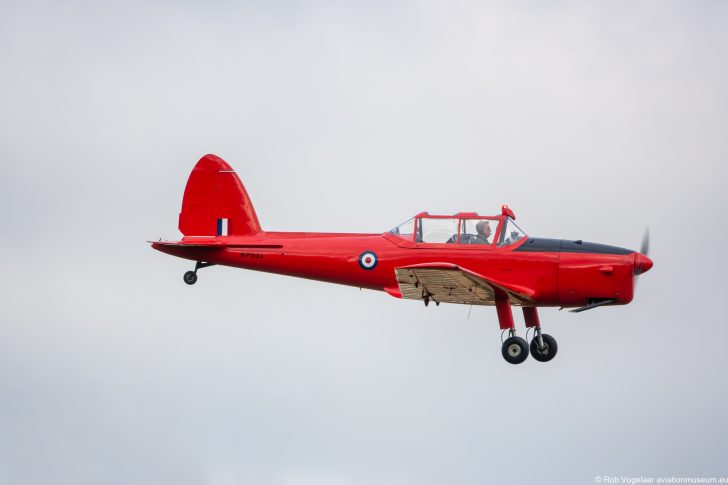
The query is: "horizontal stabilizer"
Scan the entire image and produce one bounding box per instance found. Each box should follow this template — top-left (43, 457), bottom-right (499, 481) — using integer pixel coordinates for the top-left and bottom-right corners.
top-left (149, 240), bottom-right (282, 249)
top-left (149, 240), bottom-right (229, 247)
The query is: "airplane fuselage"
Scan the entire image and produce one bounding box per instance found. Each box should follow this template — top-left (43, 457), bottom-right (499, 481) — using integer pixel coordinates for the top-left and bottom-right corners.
top-left (153, 231), bottom-right (643, 308)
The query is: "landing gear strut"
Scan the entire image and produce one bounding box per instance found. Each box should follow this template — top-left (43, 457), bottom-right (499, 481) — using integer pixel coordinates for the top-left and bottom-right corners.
top-left (524, 306), bottom-right (557, 363)
top-left (496, 300), bottom-right (558, 364)
top-left (529, 327), bottom-right (558, 362)
top-left (183, 261), bottom-right (215, 285)
top-left (496, 296), bottom-right (529, 365)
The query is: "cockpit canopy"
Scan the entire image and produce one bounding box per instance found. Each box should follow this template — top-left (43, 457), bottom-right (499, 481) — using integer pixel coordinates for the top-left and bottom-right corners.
top-left (388, 211), bottom-right (526, 247)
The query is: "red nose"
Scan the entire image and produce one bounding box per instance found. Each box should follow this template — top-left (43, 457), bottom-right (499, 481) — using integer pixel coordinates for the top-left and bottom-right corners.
top-left (634, 253), bottom-right (653, 275)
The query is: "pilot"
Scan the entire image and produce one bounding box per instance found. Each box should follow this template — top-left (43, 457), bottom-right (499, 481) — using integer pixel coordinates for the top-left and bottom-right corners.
top-left (474, 220), bottom-right (491, 244)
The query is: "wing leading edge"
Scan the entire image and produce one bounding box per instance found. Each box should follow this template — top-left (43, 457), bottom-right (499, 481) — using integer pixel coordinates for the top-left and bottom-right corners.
top-left (393, 263), bottom-right (534, 306)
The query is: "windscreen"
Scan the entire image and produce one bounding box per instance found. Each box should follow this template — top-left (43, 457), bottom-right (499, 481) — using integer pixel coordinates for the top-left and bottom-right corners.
top-left (497, 217), bottom-right (527, 246)
top-left (388, 218), bottom-right (415, 241)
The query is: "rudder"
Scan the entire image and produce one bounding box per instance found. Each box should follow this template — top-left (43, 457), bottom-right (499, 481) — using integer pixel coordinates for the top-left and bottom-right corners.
top-left (178, 154), bottom-right (261, 236)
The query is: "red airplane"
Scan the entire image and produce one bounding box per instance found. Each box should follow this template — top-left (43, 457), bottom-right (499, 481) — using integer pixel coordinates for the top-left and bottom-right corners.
top-left (151, 154), bottom-right (653, 364)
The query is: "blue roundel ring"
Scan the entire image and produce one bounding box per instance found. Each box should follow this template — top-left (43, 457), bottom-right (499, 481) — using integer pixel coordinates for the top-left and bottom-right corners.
top-left (358, 250), bottom-right (378, 270)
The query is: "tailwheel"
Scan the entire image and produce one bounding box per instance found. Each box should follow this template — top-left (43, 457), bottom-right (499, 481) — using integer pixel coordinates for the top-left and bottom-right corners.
top-left (182, 261), bottom-right (216, 285)
top-left (501, 335), bottom-right (529, 365)
top-left (183, 271), bottom-right (198, 285)
top-left (529, 331), bottom-right (557, 362)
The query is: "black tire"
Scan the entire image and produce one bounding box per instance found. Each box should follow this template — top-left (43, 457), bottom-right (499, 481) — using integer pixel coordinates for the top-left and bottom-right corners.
top-left (183, 271), bottom-right (198, 285)
top-left (501, 336), bottom-right (529, 364)
top-left (530, 334), bottom-right (558, 362)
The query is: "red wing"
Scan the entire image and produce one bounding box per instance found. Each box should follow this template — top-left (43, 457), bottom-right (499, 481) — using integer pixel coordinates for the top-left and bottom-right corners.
top-left (393, 263), bottom-right (534, 306)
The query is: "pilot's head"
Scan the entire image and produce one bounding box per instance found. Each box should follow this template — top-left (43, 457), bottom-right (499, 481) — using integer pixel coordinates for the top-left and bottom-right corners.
top-left (476, 220), bottom-right (491, 239)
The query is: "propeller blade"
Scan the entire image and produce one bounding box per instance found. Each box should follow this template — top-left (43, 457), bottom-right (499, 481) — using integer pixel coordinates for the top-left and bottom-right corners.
top-left (640, 228), bottom-right (650, 256)
top-left (634, 228), bottom-right (653, 290)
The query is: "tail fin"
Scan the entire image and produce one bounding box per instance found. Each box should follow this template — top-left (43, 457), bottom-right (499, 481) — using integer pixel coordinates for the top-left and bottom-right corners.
top-left (178, 154), bottom-right (261, 236)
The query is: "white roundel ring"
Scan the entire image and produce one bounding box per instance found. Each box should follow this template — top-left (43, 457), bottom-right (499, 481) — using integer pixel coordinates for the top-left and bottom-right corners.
top-left (358, 251), bottom-right (378, 270)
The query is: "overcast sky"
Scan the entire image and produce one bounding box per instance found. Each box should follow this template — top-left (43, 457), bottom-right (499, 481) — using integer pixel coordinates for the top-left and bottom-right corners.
top-left (1, 1), bottom-right (727, 484)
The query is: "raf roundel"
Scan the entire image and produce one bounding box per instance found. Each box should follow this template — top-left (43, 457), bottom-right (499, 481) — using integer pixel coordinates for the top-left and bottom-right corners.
top-left (358, 250), bottom-right (378, 270)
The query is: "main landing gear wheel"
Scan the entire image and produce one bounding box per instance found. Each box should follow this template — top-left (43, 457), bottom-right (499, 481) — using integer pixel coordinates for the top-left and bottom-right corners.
top-left (183, 271), bottom-right (198, 285)
top-left (530, 333), bottom-right (558, 362)
top-left (502, 336), bottom-right (529, 365)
